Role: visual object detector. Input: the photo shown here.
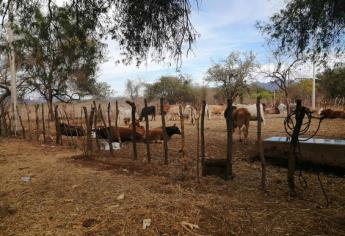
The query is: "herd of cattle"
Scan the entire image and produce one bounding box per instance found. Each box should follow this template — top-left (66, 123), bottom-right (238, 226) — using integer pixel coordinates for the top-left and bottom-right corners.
top-left (58, 102), bottom-right (345, 145)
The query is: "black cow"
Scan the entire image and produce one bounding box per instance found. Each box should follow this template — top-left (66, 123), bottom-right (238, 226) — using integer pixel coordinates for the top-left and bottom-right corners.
top-left (59, 123), bottom-right (85, 136)
top-left (94, 126), bottom-right (144, 142)
top-left (139, 106), bottom-right (156, 121)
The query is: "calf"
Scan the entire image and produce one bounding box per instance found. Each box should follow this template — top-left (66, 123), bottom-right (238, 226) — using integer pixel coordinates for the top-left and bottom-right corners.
top-left (145, 124), bottom-right (181, 142)
top-left (139, 106), bottom-right (156, 121)
top-left (224, 107), bottom-right (251, 143)
top-left (59, 123), bottom-right (85, 136)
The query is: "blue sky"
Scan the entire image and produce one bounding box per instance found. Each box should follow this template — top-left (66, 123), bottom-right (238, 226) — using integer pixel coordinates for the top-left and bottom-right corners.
top-left (99, 0), bottom-right (286, 96)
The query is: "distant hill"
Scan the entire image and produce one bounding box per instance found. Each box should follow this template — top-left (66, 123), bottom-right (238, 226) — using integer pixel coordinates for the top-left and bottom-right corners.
top-left (250, 81), bottom-right (279, 92)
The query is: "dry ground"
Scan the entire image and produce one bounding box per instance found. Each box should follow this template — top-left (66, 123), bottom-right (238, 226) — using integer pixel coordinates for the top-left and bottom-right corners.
top-left (0, 114), bottom-right (345, 236)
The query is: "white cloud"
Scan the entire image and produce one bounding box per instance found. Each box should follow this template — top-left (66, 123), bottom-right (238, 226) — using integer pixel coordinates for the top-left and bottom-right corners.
top-left (97, 0), bottom-right (286, 95)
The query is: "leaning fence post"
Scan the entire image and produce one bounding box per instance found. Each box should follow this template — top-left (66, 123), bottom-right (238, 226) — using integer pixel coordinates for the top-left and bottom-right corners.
top-left (257, 96), bottom-right (267, 190)
top-left (144, 99), bottom-right (151, 162)
top-left (179, 104), bottom-right (185, 158)
top-left (226, 98), bottom-right (233, 180)
top-left (160, 98), bottom-right (169, 164)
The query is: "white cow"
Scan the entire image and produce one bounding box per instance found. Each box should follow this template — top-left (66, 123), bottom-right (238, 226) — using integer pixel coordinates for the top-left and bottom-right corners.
top-left (233, 104), bottom-right (265, 125)
top-left (278, 103), bottom-right (287, 115)
top-left (118, 108), bottom-right (139, 124)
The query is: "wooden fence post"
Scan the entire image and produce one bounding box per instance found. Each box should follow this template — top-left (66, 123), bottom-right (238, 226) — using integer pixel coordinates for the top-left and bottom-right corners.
top-left (24, 103), bottom-right (32, 140)
top-left (257, 97), bottom-right (267, 190)
top-left (144, 99), bottom-right (151, 162)
top-left (107, 102), bottom-right (114, 156)
top-left (126, 100), bottom-right (137, 160)
top-left (83, 106), bottom-right (95, 156)
top-left (41, 104), bottom-right (46, 143)
top-left (115, 100), bottom-right (121, 146)
top-left (288, 99), bottom-right (304, 196)
top-left (16, 106), bottom-right (25, 139)
top-left (160, 98), bottom-right (169, 164)
top-left (226, 98), bottom-right (233, 180)
top-left (35, 104), bottom-right (39, 141)
top-left (98, 104), bottom-right (114, 154)
top-left (196, 115), bottom-right (200, 183)
top-left (179, 104), bottom-right (185, 158)
top-left (201, 101), bottom-right (206, 165)
top-left (93, 101), bottom-right (101, 151)
top-left (54, 105), bottom-right (61, 145)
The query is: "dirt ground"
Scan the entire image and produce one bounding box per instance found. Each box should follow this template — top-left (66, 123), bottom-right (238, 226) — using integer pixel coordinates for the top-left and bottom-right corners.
top-left (0, 114), bottom-right (345, 236)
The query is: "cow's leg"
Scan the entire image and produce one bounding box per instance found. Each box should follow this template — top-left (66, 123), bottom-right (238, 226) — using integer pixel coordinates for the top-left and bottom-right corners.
top-left (238, 127), bottom-right (243, 142)
top-left (243, 125), bottom-right (249, 144)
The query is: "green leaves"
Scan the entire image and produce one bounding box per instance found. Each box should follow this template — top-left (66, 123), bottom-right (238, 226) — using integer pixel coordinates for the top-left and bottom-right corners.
top-left (257, 0), bottom-right (345, 61)
top-left (205, 51), bottom-right (257, 100)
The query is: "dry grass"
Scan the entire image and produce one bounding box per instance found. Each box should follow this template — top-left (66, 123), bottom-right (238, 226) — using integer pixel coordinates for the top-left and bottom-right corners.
top-left (0, 113), bottom-right (345, 236)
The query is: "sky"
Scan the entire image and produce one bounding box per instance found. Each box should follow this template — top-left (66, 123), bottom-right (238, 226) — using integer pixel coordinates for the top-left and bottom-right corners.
top-left (99, 0), bottom-right (287, 96)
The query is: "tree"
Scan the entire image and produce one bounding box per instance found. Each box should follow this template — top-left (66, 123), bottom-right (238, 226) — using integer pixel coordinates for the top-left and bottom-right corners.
top-left (17, 5), bottom-right (106, 118)
top-left (1, 0), bottom-right (198, 67)
top-left (205, 51), bottom-right (257, 100)
top-left (257, 0), bottom-right (345, 61)
top-left (144, 76), bottom-right (199, 104)
top-left (261, 54), bottom-right (302, 111)
top-left (125, 79), bottom-right (143, 101)
top-left (318, 64), bottom-right (345, 98)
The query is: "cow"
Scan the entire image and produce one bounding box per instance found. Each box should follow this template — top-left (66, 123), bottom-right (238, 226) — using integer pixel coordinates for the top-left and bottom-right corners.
top-left (128, 120), bottom-right (146, 136)
top-left (319, 108), bottom-right (345, 119)
top-left (233, 104), bottom-right (265, 125)
top-left (145, 124), bottom-right (181, 142)
top-left (206, 104), bottom-right (226, 119)
top-left (118, 108), bottom-right (139, 125)
top-left (167, 104), bottom-right (190, 121)
top-left (59, 123), bottom-right (85, 136)
top-left (224, 107), bottom-right (251, 143)
top-left (265, 107), bottom-right (280, 114)
top-left (94, 126), bottom-right (144, 142)
top-left (139, 106), bottom-right (156, 121)
top-left (278, 103), bottom-right (287, 115)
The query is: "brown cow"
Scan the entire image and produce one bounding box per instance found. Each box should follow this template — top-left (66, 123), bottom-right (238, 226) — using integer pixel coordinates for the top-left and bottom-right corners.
top-left (224, 107), bottom-right (251, 143)
top-left (145, 124), bottom-right (181, 142)
top-left (319, 108), bottom-right (345, 119)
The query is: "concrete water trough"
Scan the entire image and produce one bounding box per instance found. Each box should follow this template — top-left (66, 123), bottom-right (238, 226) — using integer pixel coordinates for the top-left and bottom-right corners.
top-left (263, 137), bottom-right (345, 169)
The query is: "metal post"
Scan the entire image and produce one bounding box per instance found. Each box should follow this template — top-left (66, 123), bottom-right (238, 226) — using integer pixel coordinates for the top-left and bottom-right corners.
top-left (312, 62), bottom-right (316, 110)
